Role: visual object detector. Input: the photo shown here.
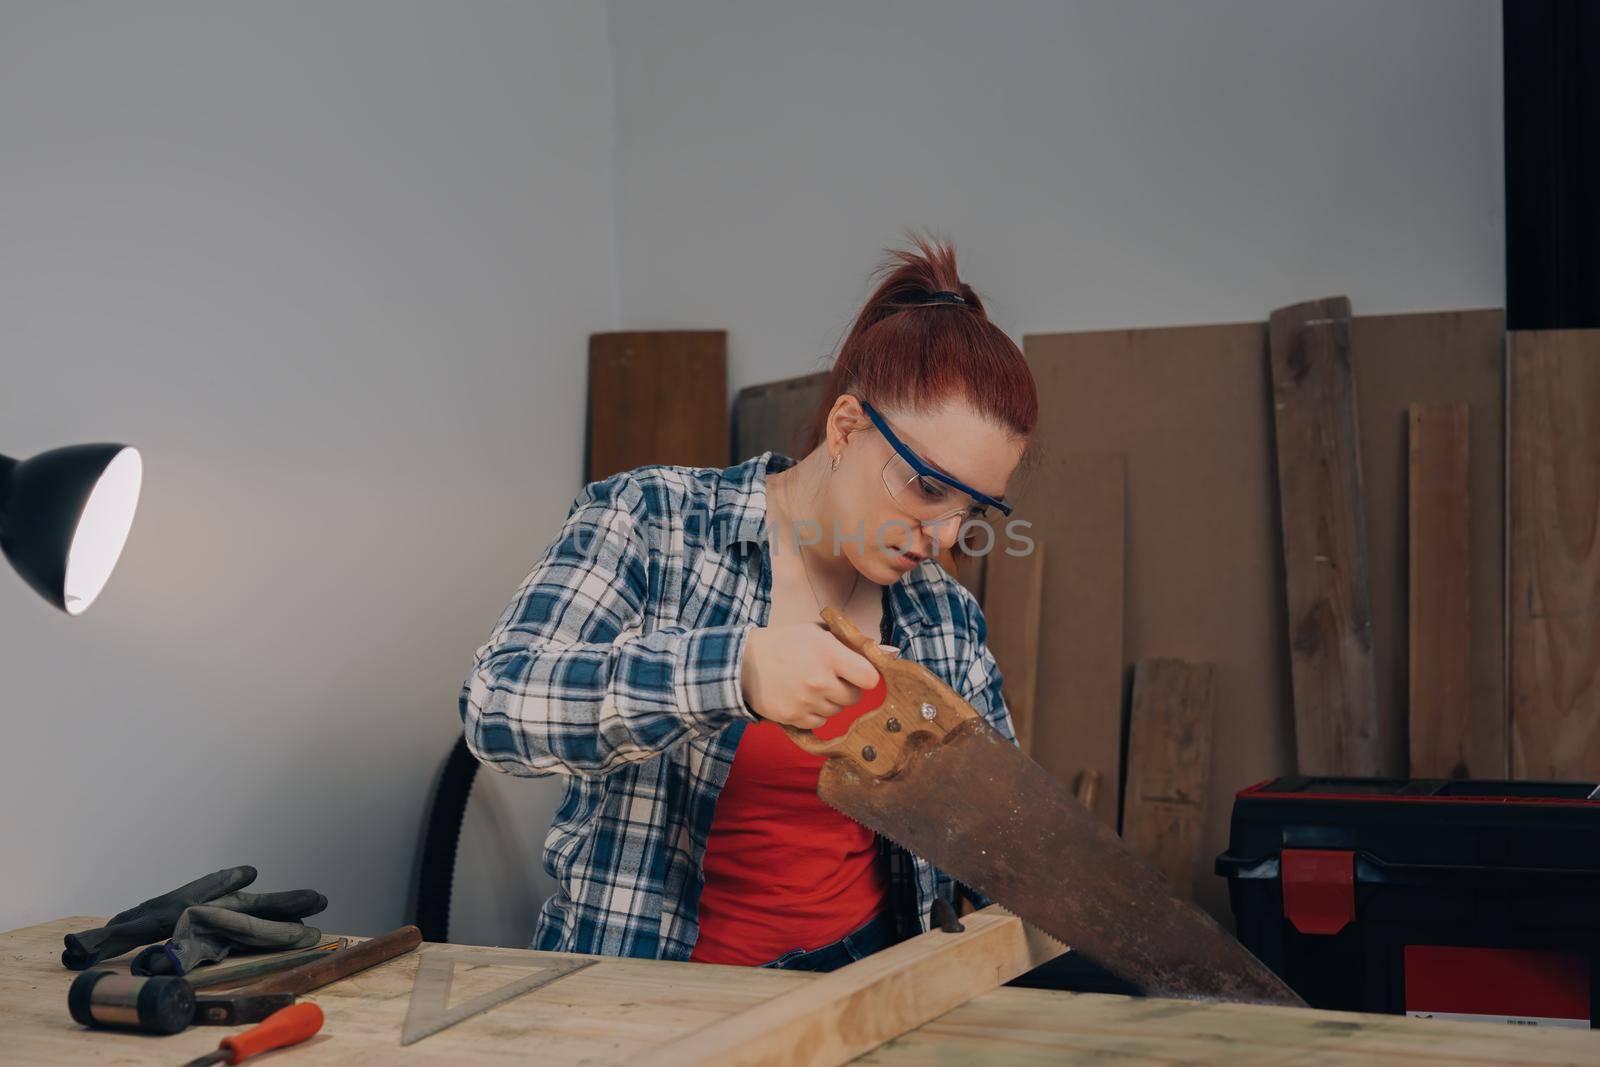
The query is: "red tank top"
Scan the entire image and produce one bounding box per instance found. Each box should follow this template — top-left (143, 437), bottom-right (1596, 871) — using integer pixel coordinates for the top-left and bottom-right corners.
top-left (690, 675), bottom-right (890, 966)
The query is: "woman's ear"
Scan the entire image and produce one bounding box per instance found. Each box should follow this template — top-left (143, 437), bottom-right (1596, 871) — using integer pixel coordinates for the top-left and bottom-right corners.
top-left (824, 394), bottom-right (873, 459)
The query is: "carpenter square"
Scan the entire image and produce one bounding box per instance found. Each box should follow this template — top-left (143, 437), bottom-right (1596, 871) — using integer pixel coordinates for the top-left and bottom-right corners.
top-left (400, 945), bottom-right (595, 1046)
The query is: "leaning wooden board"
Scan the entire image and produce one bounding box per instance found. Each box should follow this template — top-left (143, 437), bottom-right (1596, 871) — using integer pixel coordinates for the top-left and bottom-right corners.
top-left (1022, 308), bottom-right (1507, 924)
top-left (1122, 658), bottom-right (1215, 900)
top-left (1358, 311), bottom-right (1507, 780)
top-left (587, 331), bottom-right (729, 482)
top-left (4, 917), bottom-right (1598, 1065)
top-left (1268, 297), bottom-right (1381, 777)
top-left (731, 370), bottom-right (829, 462)
top-left (1408, 402), bottom-right (1476, 779)
top-left (1509, 328), bottom-right (1600, 779)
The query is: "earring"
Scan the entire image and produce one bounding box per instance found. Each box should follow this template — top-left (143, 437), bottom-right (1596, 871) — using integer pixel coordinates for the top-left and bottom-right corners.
top-left (830, 452), bottom-right (841, 473)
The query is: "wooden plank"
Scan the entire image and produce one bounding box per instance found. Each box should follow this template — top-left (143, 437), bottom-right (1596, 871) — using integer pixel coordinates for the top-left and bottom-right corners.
top-left (981, 545), bottom-right (1045, 754)
top-left (1509, 328), bottom-right (1600, 779)
top-left (587, 331), bottom-right (729, 482)
top-left (649, 907), bottom-right (1063, 1067)
top-left (1268, 296), bottom-right (1381, 777)
top-left (6, 916), bottom-right (1599, 1066)
top-left (1408, 403), bottom-right (1477, 778)
top-left (1354, 311), bottom-right (1507, 780)
top-left (1121, 658), bottom-right (1215, 898)
top-left (1012, 452), bottom-right (1125, 826)
top-left (732, 370), bottom-right (829, 462)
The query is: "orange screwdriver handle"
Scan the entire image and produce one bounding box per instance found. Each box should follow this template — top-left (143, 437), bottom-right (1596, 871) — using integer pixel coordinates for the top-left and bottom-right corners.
top-left (220, 1002), bottom-right (324, 1063)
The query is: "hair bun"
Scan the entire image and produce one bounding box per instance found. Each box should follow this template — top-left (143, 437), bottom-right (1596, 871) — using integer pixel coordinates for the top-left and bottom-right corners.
top-left (803, 232), bottom-right (1037, 461)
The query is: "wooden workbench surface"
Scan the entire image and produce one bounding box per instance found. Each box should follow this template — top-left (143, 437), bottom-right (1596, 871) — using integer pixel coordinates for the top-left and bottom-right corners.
top-left (3, 917), bottom-right (1597, 1065)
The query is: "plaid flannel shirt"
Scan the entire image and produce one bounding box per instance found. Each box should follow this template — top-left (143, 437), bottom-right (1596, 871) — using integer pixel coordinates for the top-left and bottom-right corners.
top-left (458, 451), bottom-right (1016, 960)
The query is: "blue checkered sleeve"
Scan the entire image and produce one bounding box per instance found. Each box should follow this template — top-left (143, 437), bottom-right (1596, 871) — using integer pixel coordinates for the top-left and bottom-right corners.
top-left (460, 475), bottom-right (758, 779)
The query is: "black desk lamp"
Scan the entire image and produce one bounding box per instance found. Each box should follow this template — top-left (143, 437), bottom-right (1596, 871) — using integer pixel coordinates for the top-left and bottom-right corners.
top-left (0, 444), bottom-right (143, 615)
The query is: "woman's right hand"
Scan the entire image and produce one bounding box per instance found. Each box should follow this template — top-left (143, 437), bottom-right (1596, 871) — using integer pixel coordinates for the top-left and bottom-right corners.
top-left (739, 623), bottom-right (885, 730)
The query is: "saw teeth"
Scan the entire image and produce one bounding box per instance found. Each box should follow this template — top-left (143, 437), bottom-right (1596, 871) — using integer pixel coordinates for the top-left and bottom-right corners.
top-left (818, 792), bottom-right (883, 834)
top-left (818, 792), bottom-right (928, 861)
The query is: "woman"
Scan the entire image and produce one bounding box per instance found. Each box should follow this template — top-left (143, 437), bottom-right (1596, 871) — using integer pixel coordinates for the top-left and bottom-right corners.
top-left (459, 235), bottom-right (1038, 971)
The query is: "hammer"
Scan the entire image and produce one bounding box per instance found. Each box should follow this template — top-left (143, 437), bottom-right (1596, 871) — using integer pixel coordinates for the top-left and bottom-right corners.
top-left (67, 971), bottom-right (294, 1033)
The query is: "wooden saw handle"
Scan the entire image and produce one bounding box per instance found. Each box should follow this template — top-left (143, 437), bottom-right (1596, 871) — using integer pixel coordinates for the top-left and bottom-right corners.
top-left (781, 607), bottom-right (978, 779)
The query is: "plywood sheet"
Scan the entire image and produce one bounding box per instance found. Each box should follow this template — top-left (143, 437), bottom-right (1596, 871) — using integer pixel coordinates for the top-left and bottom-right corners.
top-left (1408, 403), bottom-right (1477, 778)
top-left (1353, 310), bottom-right (1507, 780)
top-left (981, 545), bottom-right (1045, 754)
top-left (588, 331), bottom-right (728, 481)
top-left (1509, 328), bottom-right (1600, 779)
top-left (1268, 297), bottom-right (1380, 776)
top-left (1010, 451), bottom-right (1125, 826)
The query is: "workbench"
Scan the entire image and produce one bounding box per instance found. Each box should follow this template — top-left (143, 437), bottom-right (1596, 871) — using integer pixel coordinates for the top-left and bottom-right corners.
top-left (3, 917), bottom-right (1597, 1065)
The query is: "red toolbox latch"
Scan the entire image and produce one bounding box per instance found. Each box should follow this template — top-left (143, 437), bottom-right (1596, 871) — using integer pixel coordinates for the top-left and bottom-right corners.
top-left (1281, 849), bottom-right (1355, 935)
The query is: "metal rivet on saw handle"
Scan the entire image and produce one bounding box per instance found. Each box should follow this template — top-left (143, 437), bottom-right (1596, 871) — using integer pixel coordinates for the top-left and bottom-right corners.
top-left (885, 718), bottom-right (901, 733)
top-left (920, 702), bottom-right (937, 720)
top-left (861, 745), bottom-right (877, 762)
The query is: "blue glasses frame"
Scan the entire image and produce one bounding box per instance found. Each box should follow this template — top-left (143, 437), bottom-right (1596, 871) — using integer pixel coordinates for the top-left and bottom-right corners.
top-left (859, 400), bottom-right (1013, 517)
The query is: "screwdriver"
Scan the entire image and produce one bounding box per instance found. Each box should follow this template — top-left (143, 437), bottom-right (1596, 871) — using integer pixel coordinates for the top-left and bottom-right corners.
top-left (180, 1002), bottom-right (324, 1066)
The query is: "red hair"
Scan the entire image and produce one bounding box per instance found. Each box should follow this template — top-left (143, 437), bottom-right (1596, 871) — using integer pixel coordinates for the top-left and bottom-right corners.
top-left (806, 233), bottom-right (1038, 464)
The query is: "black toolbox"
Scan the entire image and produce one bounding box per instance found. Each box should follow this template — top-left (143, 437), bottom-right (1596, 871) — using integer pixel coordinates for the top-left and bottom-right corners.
top-left (1216, 776), bottom-right (1600, 1028)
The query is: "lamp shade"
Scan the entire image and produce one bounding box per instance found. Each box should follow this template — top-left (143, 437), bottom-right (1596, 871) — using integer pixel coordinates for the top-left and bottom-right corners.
top-left (0, 443), bottom-right (143, 615)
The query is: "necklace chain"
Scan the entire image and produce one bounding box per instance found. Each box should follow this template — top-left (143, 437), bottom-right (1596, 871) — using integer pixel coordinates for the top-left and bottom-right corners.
top-left (782, 467), bottom-right (859, 614)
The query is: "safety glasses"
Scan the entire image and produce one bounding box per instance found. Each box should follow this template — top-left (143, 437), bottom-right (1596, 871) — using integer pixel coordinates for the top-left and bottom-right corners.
top-left (859, 400), bottom-right (1013, 526)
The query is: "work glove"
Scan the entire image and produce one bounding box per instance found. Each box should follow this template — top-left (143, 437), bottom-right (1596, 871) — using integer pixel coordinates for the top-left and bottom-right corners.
top-left (61, 865), bottom-right (257, 969)
top-left (130, 894), bottom-right (327, 976)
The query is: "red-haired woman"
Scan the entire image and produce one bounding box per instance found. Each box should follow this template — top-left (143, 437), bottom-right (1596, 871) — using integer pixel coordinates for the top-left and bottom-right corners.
top-left (460, 235), bottom-right (1038, 971)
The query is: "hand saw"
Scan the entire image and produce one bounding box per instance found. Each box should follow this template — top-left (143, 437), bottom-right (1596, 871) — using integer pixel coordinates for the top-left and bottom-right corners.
top-left (782, 608), bottom-right (1302, 1006)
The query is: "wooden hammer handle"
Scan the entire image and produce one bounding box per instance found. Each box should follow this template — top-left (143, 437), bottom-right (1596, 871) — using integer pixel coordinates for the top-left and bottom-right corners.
top-left (227, 926), bottom-right (421, 996)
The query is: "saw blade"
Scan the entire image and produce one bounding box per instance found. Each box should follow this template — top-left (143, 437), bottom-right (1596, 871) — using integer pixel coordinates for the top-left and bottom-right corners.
top-left (818, 716), bottom-right (1302, 1006)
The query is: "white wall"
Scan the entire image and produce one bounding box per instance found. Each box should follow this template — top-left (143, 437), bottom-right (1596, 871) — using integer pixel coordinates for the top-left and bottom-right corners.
top-left (3, 1), bottom-right (1507, 948)
top-left (0, 2), bottom-right (613, 938)
top-left (608, 0), bottom-right (1504, 395)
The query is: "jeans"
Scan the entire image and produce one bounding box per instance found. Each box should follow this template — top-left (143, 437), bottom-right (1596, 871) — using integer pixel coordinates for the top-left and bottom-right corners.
top-left (756, 911), bottom-right (898, 972)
